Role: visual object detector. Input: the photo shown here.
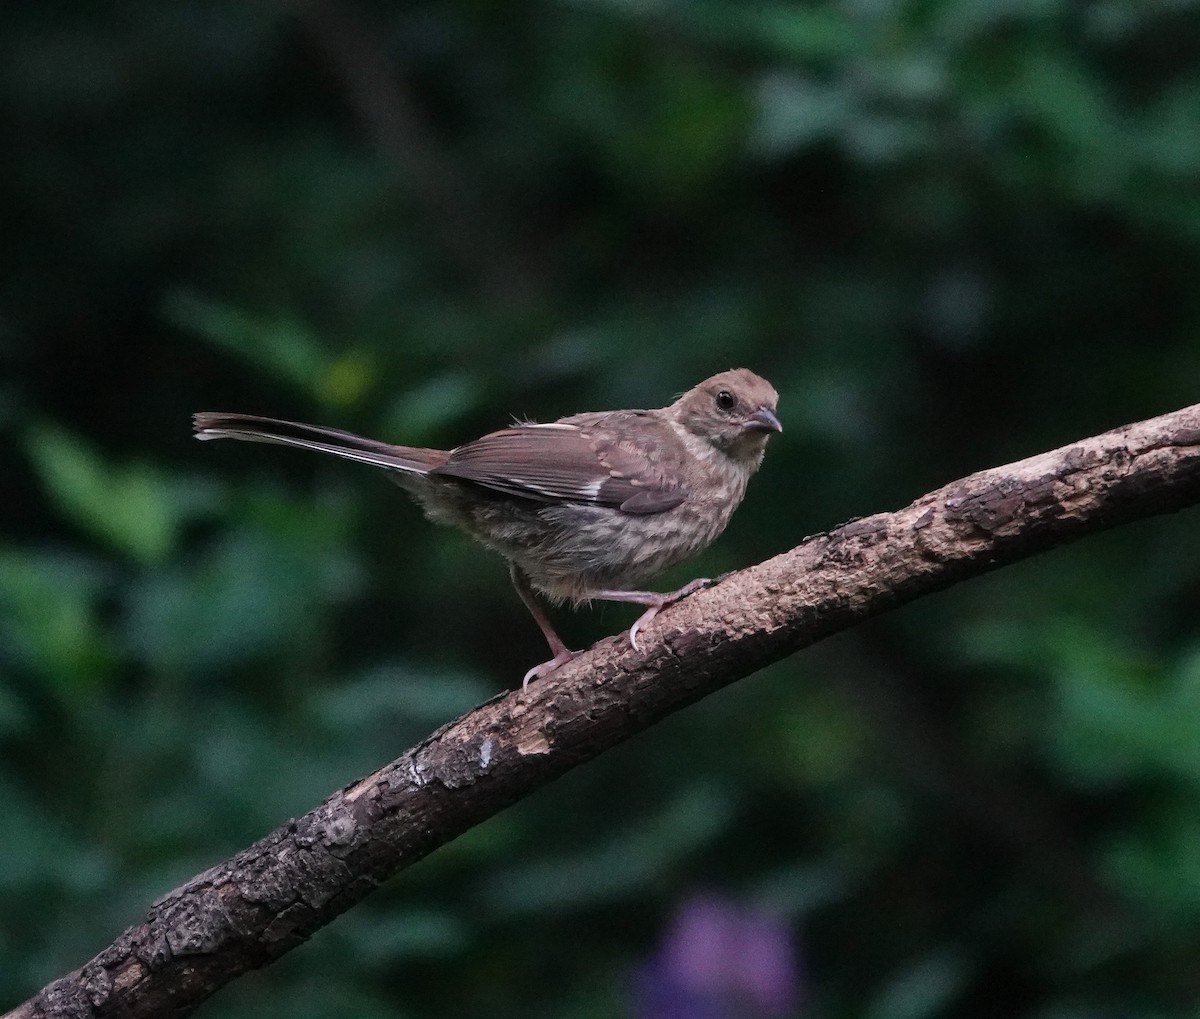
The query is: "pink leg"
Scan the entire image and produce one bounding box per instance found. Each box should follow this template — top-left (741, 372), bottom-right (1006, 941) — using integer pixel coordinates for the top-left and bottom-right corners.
top-left (588, 577), bottom-right (713, 651)
top-left (509, 564), bottom-right (579, 693)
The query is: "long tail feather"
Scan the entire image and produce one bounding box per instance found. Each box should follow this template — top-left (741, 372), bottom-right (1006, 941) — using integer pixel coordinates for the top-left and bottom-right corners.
top-left (192, 412), bottom-right (445, 474)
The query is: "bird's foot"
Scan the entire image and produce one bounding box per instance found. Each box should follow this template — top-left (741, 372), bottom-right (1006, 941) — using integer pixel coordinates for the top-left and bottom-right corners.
top-left (522, 647), bottom-right (580, 695)
top-left (627, 577), bottom-right (713, 651)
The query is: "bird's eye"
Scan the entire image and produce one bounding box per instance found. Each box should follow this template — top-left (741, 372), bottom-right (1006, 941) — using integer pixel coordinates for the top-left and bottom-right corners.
top-left (715, 390), bottom-right (737, 412)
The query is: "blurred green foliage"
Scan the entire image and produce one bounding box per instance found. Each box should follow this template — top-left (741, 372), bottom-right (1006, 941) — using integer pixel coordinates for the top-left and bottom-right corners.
top-left (3, 0), bottom-right (1200, 1016)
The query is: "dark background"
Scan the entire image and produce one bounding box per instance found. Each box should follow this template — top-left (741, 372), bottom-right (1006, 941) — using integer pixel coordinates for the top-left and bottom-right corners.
top-left (4, 2), bottom-right (1200, 1017)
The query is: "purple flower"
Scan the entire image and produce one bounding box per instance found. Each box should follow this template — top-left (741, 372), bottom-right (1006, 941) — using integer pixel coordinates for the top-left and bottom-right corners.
top-left (634, 894), bottom-right (802, 1019)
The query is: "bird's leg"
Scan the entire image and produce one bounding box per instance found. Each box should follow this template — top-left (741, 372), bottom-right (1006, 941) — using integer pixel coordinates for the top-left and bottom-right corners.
top-left (509, 564), bottom-right (580, 693)
top-left (587, 578), bottom-right (713, 652)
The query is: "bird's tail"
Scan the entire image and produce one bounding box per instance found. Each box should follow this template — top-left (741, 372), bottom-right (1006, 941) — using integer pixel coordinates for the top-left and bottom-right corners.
top-left (192, 412), bottom-right (446, 474)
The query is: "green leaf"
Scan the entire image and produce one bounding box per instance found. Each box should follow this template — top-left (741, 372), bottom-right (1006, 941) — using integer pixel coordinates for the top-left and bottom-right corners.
top-left (867, 949), bottom-right (974, 1019)
top-left (25, 425), bottom-right (187, 565)
top-left (681, 2), bottom-right (862, 61)
top-left (0, 548), bottom-right (116, 693)
top-left (1104, 802), bottom-right (1200, 924)
top-left (481, 784), bottom-right (736, 916)
top-left (379, 373), bottom-right (485, 444)
top-left (338, 909), bottom-right (469, 966)
top-left (165, 289), bottom-right (373, 408)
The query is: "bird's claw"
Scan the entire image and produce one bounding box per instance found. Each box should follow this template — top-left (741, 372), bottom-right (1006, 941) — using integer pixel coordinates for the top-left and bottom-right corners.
top-left (626, 577), bottom-right (713, 652)
top-left (521, 647), bottom-right (580, 695)
top-left (628, 608), bottom-right (656, 652)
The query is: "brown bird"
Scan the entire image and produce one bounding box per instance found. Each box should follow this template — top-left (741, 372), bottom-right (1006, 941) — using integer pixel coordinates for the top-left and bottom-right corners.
top-left (194, 369), bottom-right (781, 691)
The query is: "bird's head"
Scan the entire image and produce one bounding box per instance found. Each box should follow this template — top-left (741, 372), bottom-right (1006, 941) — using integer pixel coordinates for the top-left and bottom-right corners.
top-left (669, 368), bottom-right (782, 466)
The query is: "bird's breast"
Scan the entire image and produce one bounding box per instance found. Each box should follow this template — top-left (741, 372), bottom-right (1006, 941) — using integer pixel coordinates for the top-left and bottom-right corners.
top-left (405, 455), bottom-right (753, 604)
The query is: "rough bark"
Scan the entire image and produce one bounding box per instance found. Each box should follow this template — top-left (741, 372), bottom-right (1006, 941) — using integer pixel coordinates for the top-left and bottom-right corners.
top-left (9, 404), bottom-right (1200, 1019)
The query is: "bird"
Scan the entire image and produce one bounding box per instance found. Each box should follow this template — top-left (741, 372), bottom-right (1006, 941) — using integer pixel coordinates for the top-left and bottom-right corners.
top-left (194, 369), bottom-right (781, 691)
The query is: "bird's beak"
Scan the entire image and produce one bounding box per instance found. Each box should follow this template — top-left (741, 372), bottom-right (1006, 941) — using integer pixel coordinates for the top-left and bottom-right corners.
top-left (744, 406), bottom-right (783, 433)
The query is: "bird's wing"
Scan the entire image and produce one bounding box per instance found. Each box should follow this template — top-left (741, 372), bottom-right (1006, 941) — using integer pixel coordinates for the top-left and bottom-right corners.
top-left (432, 418), bottom-right (688, 514)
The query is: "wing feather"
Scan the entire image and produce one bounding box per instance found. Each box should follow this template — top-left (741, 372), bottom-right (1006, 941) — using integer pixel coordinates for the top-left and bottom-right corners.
top-left (432, 421), bottom-right (687, 514)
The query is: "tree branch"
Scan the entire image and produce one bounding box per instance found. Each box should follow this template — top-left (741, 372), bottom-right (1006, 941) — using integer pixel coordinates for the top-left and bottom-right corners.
top-left (9, 404), bottom-right (1200, 1019)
